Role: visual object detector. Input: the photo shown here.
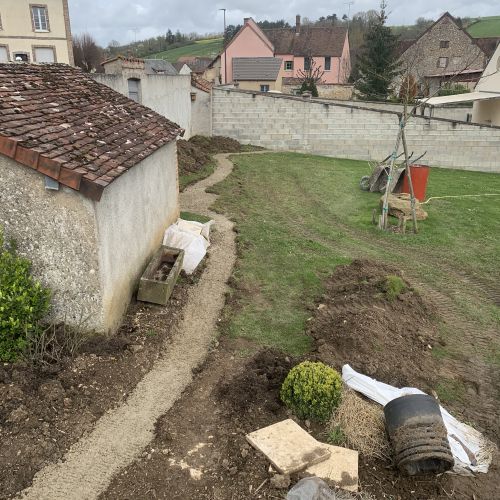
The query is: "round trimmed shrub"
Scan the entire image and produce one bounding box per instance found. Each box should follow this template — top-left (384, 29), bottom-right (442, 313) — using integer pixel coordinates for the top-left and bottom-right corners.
top-left (280, 361), bottom-right (342, 422)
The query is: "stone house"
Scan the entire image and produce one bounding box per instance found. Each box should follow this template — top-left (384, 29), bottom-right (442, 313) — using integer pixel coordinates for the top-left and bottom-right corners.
top-left (94, 56), bottom-right (193, 138)
top-left (220, 16), bottom-right (351, 88)
top-left (0, 63), bottom-right (182, 333)
top-left (398, 12), bottom-right (489, 95)
top-left (423, 42), bottom-right (500, 126)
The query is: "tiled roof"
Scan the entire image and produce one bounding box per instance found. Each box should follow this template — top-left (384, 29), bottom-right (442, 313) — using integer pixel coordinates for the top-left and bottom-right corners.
top-left (0, 63), bottom-right (182, 201)
top-left (264, 27), bottom-right (347, 57)
top-left (191, 74), bottom-right (212, 93)
top-left (144, 59), bottom-right (178, 75)
top-left (233, 57), bottom-right (282, 81)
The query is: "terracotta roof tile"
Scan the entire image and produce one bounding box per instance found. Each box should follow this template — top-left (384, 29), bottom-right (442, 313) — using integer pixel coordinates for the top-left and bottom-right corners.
top-left (264, 26), bottom-right (347, 57)
top-left (0, 63), bottom-right (183, 200)
top-left (191, 74), bottom-right (213, 93)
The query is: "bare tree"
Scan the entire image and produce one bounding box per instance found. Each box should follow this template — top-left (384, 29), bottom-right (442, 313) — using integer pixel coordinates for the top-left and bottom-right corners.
top-left (297, 58), bottom-right (325, 96)
top-left (73, 33), bottom-right (104, 73)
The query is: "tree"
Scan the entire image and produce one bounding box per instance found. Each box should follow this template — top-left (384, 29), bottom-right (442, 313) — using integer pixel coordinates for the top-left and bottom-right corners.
top-left (73, 33), bottom-right (103, 73)
top-left (355, 1), bottom-right (401, 100)
top-left (224, 24), bottom-right (241, 47)
top-left (297, 58), bottom-right (325, 97)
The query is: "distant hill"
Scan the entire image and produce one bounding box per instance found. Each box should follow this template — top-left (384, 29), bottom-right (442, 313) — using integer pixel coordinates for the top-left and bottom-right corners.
top-left (149, 38), bottom-right (223, 62)
top-left (466, 16), bottom-right (500, 38)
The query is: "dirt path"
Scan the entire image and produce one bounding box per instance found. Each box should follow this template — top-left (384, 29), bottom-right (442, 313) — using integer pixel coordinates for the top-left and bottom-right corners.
top-left (16, 154), bottom-right (237, 500)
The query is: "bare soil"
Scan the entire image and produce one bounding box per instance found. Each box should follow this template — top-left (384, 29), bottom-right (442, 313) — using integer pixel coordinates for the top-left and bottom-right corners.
top-left (0, 272), bottom-right (200, 499)
top-left (100, 259), bottom-right (499, 500)
top-left (177, 135), bottom-right (249, 176)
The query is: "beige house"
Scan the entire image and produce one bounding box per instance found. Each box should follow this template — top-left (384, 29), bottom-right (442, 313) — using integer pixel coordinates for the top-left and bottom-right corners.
top-left (0, 63), bottom-right (182, 333)
top-left (0, 0), bottom-right (74, 64)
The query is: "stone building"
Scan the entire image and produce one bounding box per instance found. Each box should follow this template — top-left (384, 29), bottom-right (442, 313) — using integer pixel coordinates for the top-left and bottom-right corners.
top-left (0, 0), bottom-right (74, 64)
top-left (398, 12), bottom-right (489, 95)
top-left (94, 56), bottom-right (193, 138)
top-left (0, 63), bottom-right (182, 333)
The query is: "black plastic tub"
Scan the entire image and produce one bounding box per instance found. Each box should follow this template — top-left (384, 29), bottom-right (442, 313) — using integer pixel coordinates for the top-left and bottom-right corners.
top-left (384, 394), bottom-right (454, 475)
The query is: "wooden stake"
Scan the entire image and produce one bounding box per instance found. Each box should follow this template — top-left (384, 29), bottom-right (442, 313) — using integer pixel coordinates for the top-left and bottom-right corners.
top-left (401, 128), bottom-right (418, 234)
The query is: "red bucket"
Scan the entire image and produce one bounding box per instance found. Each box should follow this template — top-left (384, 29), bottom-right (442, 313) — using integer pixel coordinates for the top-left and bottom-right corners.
top-left (402, 164), bottom-right (430, 202)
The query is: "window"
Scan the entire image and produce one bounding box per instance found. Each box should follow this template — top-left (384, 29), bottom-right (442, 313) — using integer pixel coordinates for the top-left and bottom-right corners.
top-left (440, 40), bottom-right (449, 49)
top-left (34, 46), bottom-right (55, 62)
top-left (324, 56), bottom-right (331, 71)
top-left (14, 52), bottom-right (29, 62)
top-left (0, 46), bottom-right (8, 62)
top-left (285, 60), bottom-right (293, 71)
top-left (0, 13), bottom-right (3, 30)
top-left (128, 78), bottom-right (141, 102)
top-left (31, 5), bottom-right (50, 32)
top-left (437, 57), bottom-right (448, 68)
top-left (304, 57), bottom-right (311, 71)
top-left (260, 84), bottom-right (270, 92)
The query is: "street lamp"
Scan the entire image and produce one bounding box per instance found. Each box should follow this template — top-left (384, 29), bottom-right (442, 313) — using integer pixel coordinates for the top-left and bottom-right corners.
top-left (219, 8), bottom-right (227, 84)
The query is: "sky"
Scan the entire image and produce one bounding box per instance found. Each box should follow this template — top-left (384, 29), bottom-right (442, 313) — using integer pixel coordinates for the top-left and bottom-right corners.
top-left (68, 0), bottom-right (500, 46)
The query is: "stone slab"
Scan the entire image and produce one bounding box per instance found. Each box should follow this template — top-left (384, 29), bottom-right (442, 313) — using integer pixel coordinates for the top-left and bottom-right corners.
top-left (246, 419), bottom-right (331, 474)
top-left (306, 444), bottom-right (359, 492)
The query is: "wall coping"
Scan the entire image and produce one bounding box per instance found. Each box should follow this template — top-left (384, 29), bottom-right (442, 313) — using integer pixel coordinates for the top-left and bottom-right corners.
top-left (213, 87), bottom-right (500, 131)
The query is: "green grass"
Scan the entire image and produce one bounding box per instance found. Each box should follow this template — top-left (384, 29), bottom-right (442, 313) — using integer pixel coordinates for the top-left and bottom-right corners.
top-left (180, 211), bottom-right (212, 224)
top-left (150, 38), bottom-right (223, 63)
top-left (467, 16), bottom-right (500, 37)
top-left (211, 153), bottom-right (500, 355)
top-left (179, 162), bottom-right (215, 191)
top-left (435, 379), bottom-right (467, 403)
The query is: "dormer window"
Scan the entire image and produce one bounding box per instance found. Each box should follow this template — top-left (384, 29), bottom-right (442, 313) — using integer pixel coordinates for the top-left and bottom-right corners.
top-left (31, 5), bottom-right (50, 32)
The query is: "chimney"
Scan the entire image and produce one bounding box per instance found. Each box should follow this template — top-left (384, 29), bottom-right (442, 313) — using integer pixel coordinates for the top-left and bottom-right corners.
top-left (244, 17), bottom-right (250, 24)
top-left (296, 15), bottom-right (301, 35)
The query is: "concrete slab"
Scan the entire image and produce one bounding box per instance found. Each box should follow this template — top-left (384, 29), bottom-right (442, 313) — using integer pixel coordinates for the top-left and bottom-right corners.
top-left (246, 419), bottom-right (331, 474)
top-left (306, 444), bottom-right (359, 492)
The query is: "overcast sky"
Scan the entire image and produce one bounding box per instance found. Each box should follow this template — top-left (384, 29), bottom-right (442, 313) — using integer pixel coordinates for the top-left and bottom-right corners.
top-left (68, 0), bottom-right (500, 46)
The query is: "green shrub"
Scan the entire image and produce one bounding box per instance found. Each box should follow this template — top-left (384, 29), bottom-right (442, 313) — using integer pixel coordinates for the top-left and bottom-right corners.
top-left (382, 275), bottom-right (407, 301)
top-left (280, 361), bottom-right (342, 422)
top-left (0, 229), bottom-right (51, 361)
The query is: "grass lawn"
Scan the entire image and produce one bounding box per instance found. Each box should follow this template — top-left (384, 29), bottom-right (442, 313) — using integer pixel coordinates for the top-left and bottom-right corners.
top-left (179, 162), bottom-right (215, 191)
top-left (150, 38), bottom-right (223, 62)
top-left (467, 16), bottom-right (500, 37)
top-left (210, 153), bottom-right (500, 360)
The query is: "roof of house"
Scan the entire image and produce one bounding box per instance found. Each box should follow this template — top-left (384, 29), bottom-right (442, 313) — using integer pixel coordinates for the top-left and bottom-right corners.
top-left (0, 63), bottom-right (182, 201)
top-left (191, 73), bottom-right (212, 92)
top-left (264, 26), bottom-right (348, 57)
top-left (233, 57), bottom-right (282, 81)
top-left (144, 59), bottom-right (178, 75)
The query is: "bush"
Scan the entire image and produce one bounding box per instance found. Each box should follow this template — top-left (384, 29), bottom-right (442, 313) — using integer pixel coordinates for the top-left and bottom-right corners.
top-left (437, 84), bottom-right (471, 97)
top-left (382, 275), bottom-right (407, 301)
top-left (280, 361), bottom-right (342, 422)
top-left (0, 229), bottom-right (51, 361)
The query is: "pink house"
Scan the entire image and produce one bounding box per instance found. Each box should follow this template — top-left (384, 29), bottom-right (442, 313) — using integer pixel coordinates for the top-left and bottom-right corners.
top-left (221, 16), bottom-right (351, 86)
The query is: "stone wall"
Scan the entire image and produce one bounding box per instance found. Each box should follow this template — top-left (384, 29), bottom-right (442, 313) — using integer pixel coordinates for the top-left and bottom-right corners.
top-left (93, 73), bottom-right (192, 138)
top-left (0, 155), bottom-right (103, 329)
top-left (212, 88), bottom-right (500, 172)
top-left (282, 83), bottom-right (354, 100)
top-left (0, 143), bottom-right (180, 333)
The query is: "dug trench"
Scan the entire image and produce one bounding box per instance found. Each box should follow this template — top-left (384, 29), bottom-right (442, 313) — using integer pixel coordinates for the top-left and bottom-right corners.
top-left (100, 259), bottom-right (499, 500)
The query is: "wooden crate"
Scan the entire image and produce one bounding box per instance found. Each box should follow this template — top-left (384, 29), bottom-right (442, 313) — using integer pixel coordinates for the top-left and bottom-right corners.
top-left (137, 246), bottom-right (184, 305)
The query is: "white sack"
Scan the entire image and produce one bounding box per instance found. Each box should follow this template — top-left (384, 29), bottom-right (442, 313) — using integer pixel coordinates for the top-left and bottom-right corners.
top-left (162, 218), bottom-right (214, 274)
top-left (342, 364), bottom-right (493, 474)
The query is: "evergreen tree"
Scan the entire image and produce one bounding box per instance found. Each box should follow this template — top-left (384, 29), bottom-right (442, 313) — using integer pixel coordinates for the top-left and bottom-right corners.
top-left (355, 1), bottom-right (401, 101)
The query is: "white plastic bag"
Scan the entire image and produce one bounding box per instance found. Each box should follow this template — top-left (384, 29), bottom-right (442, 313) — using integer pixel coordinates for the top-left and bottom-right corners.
top-left (162, 218), bottom-right (214, 274)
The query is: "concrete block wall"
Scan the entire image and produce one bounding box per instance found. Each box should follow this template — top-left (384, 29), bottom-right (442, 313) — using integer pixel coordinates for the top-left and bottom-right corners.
top-left (212, 89), bottom-right (500, 172)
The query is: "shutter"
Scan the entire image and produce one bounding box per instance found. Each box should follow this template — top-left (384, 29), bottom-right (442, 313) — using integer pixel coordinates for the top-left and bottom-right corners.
top-left (35, 47), bottom-right (55, 63)
top-left (0, 47), bottom-right (8, 63)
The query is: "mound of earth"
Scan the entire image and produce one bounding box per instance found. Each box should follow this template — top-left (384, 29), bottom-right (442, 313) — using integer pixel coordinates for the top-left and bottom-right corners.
top-left (308, 259), bottom-right (440, 391)
top-left (177, 135), bottom-right (247, 175)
